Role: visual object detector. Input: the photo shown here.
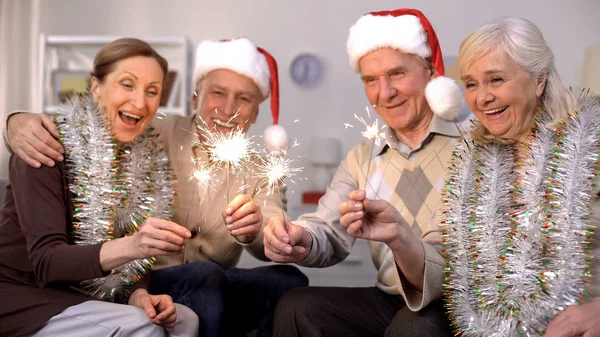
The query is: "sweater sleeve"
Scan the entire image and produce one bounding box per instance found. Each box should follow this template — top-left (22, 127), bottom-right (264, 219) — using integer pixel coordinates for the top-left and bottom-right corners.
top-left (294, 158), bottom-right (359, 267)
top-left (394, 211), bottom-right (444, 311)
top-left (3, 110), bottom-right (24, 153)
top-left (9, 153), bottom-right (105, 284)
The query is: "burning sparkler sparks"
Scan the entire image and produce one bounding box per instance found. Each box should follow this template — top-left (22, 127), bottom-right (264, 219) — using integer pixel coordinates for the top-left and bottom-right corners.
top-left (344, 106), bottom-right (389, 197)
top-left (195, 117), bottom-right (256, 176)
top-left (352, 106), bottom-right (387, 146)
top-left (194, 113), bottom-right (257, 203)
top-left (188, 160), bottom-right (214, 188)
top-left (255, 153), bottom-right (303, 196)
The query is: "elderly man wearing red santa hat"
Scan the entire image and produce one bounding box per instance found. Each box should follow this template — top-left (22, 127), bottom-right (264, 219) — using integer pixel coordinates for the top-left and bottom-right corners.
top-left (263, 8), bottom-right (467, 337)
top-left (3, 37), bottom-right (307, 337)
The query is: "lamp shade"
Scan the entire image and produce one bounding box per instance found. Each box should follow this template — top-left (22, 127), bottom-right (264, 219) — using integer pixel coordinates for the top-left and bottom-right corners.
top-left (309, 137), bottom-right (341, 166)
top-left (584, 45), bottom-right (600, 96)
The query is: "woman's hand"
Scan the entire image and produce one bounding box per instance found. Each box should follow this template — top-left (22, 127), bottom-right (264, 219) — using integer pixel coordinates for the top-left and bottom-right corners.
top-left (100, 218), bottom-right (191, 271)
top-left (128, 289), bottom-right (178, 332)
top-left (128, 218), bottom-right (192, 259)
top-left (544, 300), bottom-right (600, 337)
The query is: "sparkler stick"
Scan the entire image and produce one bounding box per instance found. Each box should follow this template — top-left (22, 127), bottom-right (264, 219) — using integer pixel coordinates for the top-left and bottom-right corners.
top-left (255, 149), bottom-right (304, 232)
top-left (345, 106), bottom-right (387, 195)
top-left (226, 164), bottom-right (230, 204)
top-left (183, 159), bottom-right (214, 235)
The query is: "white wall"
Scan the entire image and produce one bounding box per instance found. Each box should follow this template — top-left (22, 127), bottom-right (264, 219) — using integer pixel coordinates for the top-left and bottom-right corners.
top-left (37, 0), bottom-right (600, 209)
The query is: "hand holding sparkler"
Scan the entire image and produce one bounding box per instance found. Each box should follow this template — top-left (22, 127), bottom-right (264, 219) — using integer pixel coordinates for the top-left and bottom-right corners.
top-left (338, 189), bottom-right (410, 245)
top-left (263, 216), bottom-right (312, 263)
top-left (222, 194), bottom-right (263, 243)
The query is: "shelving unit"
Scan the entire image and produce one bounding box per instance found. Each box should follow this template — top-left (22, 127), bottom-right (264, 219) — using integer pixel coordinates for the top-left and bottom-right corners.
top-left (38, 34), bottom-right (192, 116)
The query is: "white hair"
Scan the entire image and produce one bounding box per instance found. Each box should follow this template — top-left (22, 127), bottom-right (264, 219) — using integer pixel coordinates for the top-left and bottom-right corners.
top-left (459, 17), bottom-right (576, 140)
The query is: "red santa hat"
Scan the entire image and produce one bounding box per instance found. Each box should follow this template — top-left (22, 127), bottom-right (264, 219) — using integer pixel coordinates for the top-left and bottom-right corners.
top-left (193, 37), bottom-right (287, 153)
top-left (346, 8), bottom-right (463, 120)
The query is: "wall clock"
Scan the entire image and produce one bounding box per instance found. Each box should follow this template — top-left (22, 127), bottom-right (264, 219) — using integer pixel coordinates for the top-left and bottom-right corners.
top-left (290, 53), bottom-right (323, 88)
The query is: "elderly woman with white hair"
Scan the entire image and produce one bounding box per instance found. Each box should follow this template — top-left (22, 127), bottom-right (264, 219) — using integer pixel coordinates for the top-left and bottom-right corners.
top-left (441, 17), bottom-right (600, 337)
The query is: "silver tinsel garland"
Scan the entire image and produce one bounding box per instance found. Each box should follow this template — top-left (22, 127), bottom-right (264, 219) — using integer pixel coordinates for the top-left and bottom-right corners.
top-left (56, 95), bottom-right (175, 302)
top-left (441, 95), bottom-right (600, 336)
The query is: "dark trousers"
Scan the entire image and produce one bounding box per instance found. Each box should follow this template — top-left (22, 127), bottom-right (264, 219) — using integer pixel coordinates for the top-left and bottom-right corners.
top-left (150, 261), bottom-right (308, 337)
top-left (273, 286), bottom-right (452, 337)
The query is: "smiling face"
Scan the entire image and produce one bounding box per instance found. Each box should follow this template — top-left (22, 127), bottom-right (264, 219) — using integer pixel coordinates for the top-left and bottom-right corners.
top-left (193, 69), bottom-right (261, 134)
top-left (90, 55), bottom-right (163, 143)
top-left (359, 48), bottom-right (435, 138)
top-left (461, 48), bottom-right (546, 141)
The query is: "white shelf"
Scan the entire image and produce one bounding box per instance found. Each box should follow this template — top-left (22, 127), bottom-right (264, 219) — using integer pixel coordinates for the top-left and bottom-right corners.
top-left (38, 34), bottom-right (192, 116)
top-left (43, 105), bottom-right (186, 117)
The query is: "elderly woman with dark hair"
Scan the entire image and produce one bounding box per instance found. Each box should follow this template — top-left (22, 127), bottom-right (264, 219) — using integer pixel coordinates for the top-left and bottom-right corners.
top-left (0, 38), bottom-right (198, 337)
top-left (440, 17), bottom-right (600, 337)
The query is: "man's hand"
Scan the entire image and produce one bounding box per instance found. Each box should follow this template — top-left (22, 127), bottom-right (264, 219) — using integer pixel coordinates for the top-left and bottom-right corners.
top-left (7, 113), bottom-right (63, 168)
top-left (264, 216), bottom-right (312, 263)
top-left (339, 190), bottom-right (411, 248)
top-left (340, 190), bottom-right (425, 290)
top-left (544, 300), bottom-right (600, 337)
top-left (223, 194), bottom-right (262, 243)
top-left (128, 289), bottom-right (178, 332)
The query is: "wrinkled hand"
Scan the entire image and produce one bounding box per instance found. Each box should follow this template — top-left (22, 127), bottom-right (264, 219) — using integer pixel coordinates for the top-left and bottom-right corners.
top-left (339, 190), bottom-right (411, 248)
top-left (223, 194), bottom-right (262, 243)
top-left (264, 216), bottom-right (312, 263)
top-left (129, 218), bottom-right (191, 259)
top-left (7, 112), bottom-right (63, 168)
top-left (544, 300), bottom-right (600, 337)
top-left (129, 289), bottom-right (178, 332)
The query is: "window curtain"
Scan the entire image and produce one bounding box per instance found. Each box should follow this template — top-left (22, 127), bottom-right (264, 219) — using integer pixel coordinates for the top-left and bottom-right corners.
top-left (0, 0), bottom-right (40, 180)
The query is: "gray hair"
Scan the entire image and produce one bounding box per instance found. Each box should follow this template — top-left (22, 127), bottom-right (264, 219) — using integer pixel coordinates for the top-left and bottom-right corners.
top-left (459, 17), bottom-right (576, 140)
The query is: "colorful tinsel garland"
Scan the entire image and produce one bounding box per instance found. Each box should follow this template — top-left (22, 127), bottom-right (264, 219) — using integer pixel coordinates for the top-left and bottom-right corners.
top-left (441, 96), bottom-right (600, 336)
top-left (56, 95), bottom-right (175, 302)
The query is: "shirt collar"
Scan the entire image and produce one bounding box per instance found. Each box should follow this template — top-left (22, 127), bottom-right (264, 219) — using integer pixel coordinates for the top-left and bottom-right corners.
top-left (372, 114), bottom-right (462, 157)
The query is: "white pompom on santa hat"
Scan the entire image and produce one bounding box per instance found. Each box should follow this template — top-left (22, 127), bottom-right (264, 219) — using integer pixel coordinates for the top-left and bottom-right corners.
top-left (346, 8), bottom-right (463, 120)
top-left (193, 37), bottom-right (288, 153)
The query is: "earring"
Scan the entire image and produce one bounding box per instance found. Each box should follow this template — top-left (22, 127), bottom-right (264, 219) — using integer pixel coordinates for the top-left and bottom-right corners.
top-left (193, 91), bottom-right (198, 97)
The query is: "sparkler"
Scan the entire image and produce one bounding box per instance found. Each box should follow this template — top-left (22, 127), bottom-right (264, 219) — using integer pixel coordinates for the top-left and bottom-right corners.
top-left (194, 111), bottom-right (256, 203)
top-left (255, 151), bottom-right (304, 225)
top-left (256, 119), bottom-right (303, 228)
top-left (256, 153), bottom-right (303, 197)
top-left (183, 159), bottom-right (214, 236)
top-left (345, 106), bottom-right (388, 195)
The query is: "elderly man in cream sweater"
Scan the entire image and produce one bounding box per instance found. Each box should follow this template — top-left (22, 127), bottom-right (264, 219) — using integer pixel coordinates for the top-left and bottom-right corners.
top-left (264, 8), bottom-right (468, 337)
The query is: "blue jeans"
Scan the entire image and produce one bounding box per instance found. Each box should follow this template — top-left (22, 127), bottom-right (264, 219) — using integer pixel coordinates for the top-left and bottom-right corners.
top-left (150, 261), bottom-right (308, 337)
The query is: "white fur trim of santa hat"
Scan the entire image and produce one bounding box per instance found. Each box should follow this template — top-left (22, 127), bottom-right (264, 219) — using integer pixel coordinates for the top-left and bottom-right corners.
top-left (193, 38), bottom-right (271, 99)
top-left (425, 77), bottom-right (464, 120)
top-left (347, 14), bottom-right (430, 73)
top-left (263, 124), bottom-right (289, 154)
